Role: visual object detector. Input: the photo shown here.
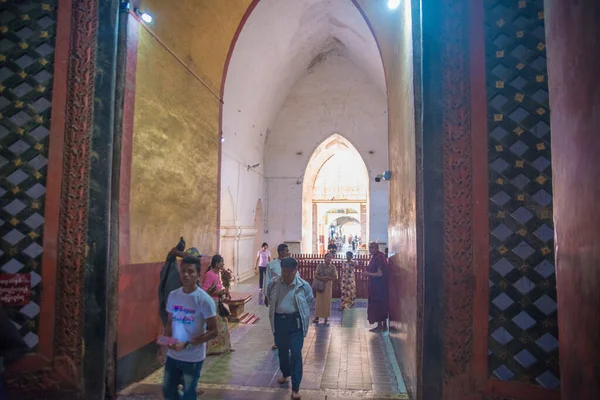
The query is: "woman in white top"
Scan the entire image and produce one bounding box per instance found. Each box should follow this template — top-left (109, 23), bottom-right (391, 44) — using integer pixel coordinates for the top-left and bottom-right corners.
top-left (254, 242), bottom-right (271, 291)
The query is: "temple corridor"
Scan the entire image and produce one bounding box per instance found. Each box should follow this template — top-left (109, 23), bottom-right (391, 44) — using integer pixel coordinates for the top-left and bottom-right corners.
top-left (1, 0), bottom-right (599, 399)
top-left (118, 276), bottom-right (407, 399)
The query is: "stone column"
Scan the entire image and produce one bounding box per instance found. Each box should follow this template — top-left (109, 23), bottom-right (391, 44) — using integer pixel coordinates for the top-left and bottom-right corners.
top-left (545, 1), bottom-right (600, 399)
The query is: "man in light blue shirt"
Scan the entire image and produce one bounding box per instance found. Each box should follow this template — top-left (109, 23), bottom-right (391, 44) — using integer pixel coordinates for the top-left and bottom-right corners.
top-left (264, 243), bottom-right (291, 350)
top-left (265, 257), bottom-right (313, 400)
top-left (265, 243), bottom-right (291, 289)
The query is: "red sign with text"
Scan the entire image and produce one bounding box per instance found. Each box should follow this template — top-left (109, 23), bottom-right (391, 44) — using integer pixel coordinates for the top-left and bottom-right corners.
top-left (0, 273), bottom-right (31, 306)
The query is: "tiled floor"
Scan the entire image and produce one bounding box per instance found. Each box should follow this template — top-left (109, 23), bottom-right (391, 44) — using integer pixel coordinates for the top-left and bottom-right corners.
top-left (119, 276), bottom-right (407, 399)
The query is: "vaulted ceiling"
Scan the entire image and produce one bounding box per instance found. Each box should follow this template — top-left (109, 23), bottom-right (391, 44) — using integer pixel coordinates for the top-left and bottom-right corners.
top-left (222, 0), bottom-right (385, 157)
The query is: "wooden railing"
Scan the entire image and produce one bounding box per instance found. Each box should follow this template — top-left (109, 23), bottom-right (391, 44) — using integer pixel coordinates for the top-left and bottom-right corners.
top-left (292, 253), bottom-right (370, 298)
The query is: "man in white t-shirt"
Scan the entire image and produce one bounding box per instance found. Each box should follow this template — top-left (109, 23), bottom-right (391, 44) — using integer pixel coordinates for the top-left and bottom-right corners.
top-left (254, 242), bottom-right (271, 291)
top-left (162, 255), bottom-right (217, 400)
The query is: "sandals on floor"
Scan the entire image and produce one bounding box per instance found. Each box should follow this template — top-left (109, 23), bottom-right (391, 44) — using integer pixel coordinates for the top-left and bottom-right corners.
top-left (291, 391), bottom-right (301, 399)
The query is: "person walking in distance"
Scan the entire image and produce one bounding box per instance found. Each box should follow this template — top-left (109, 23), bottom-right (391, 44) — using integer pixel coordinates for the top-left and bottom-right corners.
top-left (162, 256), bottom-right (218, 400)
top-left (265, 243), bottom-right (291, 349)
top-left (266, 257), bottom-right (314, 400)
top-left (254, 242), bottom-right (271, 291)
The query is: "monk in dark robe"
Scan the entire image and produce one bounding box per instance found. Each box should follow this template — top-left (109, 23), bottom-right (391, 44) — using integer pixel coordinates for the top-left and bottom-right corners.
top-left (364, 242), bottom-right (389, 332)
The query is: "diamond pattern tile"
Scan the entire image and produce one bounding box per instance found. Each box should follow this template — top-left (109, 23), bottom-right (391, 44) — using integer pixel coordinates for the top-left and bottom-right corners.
top-left (4, 199), bottom-right (27, 215)
top-left (511, 44), bottom-right (533, 61)
top-left (534, 295), bottom-right (557, 316)
top-left (34, 70), bottom-right (52, 83)
top-left (491, 190), bottom-right (511, 206)
top-left (485, 0), bottom-right (558, 386)
top-left (536, 371), bottom-right (560, 389)
top-left (534, 224), bottom-right (554, 242)
top-left (532, 189), bottom-right (552, 206)
top-left (492, 257), bottom-right (515, 277)
top-left (513, 276), bottom-right (534, 295)
top-left (493, 365), bottom-right (514, 381)
top-left (491, 327), bottom-right (513, 346)
top-left (531, 121), bottom-right (550, 137)
top-left (20, 302), bottom-right (40, 319)
top-left (511, 207), bottom-right (534, 224)
top-left (532, 89), bottom-right (549, 104)
top-left (490, 158), bottom-right (510, 173)
top-left (530, 56), bottom-right (547, 71)
top-left (8, 139), bottom-right (31, 155)
top-left (536, 333), bottom-right (559, 353)
top-left (9, 110), bottom-right (32, 126)
top-left (25, 183), bottom-right (46, 199)
top-left (532, 156), bottom-right (551, 172)
top-left (23, 242), bottom-right (43, 259)
top-left (13, 82), bottom-right (33, 97)
top-left (512, 241), bottom-right (535, 260)
top-left (7, 169), bottom-right (29, 185)
top-left (3, 229), bottom-right (25, 245)
top-left (28, 154), bottom-right (48, 170)
top-left (0, 0), bottom-right (58, 351)
top-left (511, 174), bottom-right (531, 190)
top-left (31, 97), bottom-right (51, 113)
top-left (29, 125), bottom-right (50, 141)
top-left (491, 126), bottom-right (509, 141)
top-left (512, 311), bottom-right (536, 330)
top-left (509, 141), bottom-right (528, 156)
top-left (535, 260), bottom-right (555, 278)
top-left (24, 213), bottom-right (44, 230)
top-left (491, 94), bottom-right (508, 110)
top-left (492, 293), bottom-right (514, 311)
top-left (1, 259), bottom-right (24, 274)
top-left (30, 271), bottom-right (41, 287)
top-left (514, 349), bottom-right (537, 368)
top-left (510, 76), bottom-right (527, 90)
top-left (492, 223), bottom-right (512, 241)
top-left (0, 96), bottom-right (10, 110)
top-left (37, 16), bottom-right (55, 29)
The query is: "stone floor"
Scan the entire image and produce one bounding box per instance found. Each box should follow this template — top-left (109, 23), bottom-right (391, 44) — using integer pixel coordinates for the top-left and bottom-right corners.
top-left (119, 276), bottom-right (407, 399)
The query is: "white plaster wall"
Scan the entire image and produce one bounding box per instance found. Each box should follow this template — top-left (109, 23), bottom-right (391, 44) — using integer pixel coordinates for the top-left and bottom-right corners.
top-left (264, 54), bottom-right (389, 248)
top-left (219, 151), bottom-right (266, 281)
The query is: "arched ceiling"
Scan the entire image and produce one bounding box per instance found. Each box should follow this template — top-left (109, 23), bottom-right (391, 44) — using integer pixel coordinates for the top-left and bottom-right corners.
top-left (222, 0), bottom-right (385, 155)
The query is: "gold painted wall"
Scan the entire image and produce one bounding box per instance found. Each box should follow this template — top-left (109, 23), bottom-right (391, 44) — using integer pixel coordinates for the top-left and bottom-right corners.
top-left (139, 0), bottom-right (253, 94)
top-left (130, 27), bottom-right (219, 263)
top-left (130, 1), bottom-right (251, 263)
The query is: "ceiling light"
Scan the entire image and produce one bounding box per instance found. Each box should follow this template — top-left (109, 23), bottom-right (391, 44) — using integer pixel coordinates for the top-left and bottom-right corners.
top-left (387, 0), bottom-right (400, 10)
top-left (134, 9), bottom-right (153, 23)
top-left (141, 12), bottom-right (152, 23)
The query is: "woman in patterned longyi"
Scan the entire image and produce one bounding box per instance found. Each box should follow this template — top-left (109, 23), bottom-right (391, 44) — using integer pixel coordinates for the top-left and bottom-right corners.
top-left (340, 251), bottom-right (356, 310)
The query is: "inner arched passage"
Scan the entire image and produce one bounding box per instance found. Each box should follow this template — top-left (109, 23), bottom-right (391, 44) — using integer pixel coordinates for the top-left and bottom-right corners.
top-left (220, 0), bottom-right (388, 274)
top-left (302, 134), bottom-right (369, 253)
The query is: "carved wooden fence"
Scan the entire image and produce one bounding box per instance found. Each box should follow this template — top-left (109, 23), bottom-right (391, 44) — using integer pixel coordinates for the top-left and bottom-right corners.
top-left (292, 253), bottom-right (370, 298)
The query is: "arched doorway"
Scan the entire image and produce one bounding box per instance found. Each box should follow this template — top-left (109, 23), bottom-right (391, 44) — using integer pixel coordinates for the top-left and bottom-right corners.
top-left (302, 134), bottom-right (369, 253)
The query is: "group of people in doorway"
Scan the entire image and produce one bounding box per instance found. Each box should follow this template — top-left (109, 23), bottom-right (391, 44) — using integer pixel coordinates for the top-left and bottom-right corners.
top-left (156, 238), bottom-right (389, 400)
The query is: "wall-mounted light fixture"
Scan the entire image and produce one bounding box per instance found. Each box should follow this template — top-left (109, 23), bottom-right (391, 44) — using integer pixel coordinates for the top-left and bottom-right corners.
top-left (387, 0), bottom-right (400, 10)
top-left (134, 8), bottom-right (153, 23)
top-left (375, 170), bottom-right (391, 182)
top-left (220, 137), bottom-right (225, 143)
top-left (247, 163), bottom-right (260, 171)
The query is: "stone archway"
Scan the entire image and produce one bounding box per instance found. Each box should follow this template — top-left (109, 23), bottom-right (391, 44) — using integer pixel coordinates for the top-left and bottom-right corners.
top-left (302, 134), bottom-right (369, 252)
